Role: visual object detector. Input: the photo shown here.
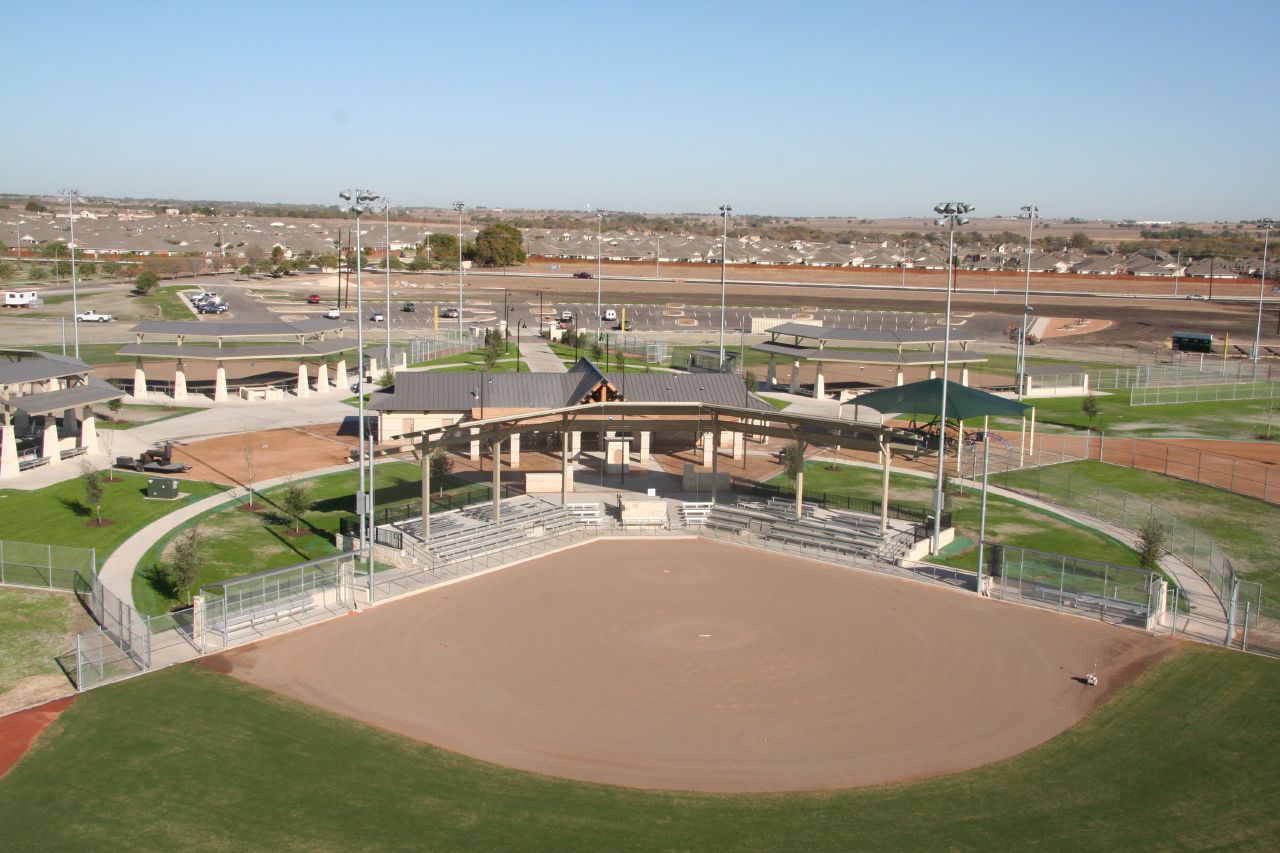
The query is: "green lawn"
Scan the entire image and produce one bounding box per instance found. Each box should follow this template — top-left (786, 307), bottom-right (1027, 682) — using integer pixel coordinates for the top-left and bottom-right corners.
top-left (990, 388), bottom-right (1279, 439)
top-left (0, 472), bottom-right (225, 562)
top-left (32, 343), bottom-right (130, 365)
top-left (1, 646), bottom-right (1276, 849)
top-left (408, 342), bottom-right (520, 369)
top-left (0, 588), bottom-right (92, 696)
top-left (759, 395), bottom-right (791, 410)
top-left (132, 462), bottom-right (486, 615)
top-left (997, 460), bottom-right (1280, 599)
top-left (789, 461), bottom-right (1140, 571)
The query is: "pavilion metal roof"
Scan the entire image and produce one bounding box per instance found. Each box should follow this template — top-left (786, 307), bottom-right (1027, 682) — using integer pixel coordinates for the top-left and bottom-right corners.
top-left (0, 351), bottom-right (90, 386)
top-left (854, 379), bottom-right (1028, 420)
top-left (5, 378), bottom-right (124, 416)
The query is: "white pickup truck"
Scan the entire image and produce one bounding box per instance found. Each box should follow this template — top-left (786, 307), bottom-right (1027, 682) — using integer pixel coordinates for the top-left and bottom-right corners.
top-left (75, 310), bottom-right (113, 323)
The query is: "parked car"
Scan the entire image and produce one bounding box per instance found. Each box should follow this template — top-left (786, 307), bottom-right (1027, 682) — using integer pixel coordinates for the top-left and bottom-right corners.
top-left (440, 307), bottom-right (460, 318)
top-left (615, 321), bottom-right (633, 331)
top-left (1186, 294), bottom-right (1208, 300)
top-left (602, 309), bottom-right (617, 322)
top-left (307, 294), bottom-right (321, 304)
top-left (325, 307), bottom-right (342, 319)
top-left (401, 302), bottom-right (416, 312)
top-left (370, 312), bottom-right (385, 322)
top-left (573, 271), bottom-right (593, 279)
top-left (560, 309), bottom-right (574, 321)
top-left (198, 303), bottom-right (227, 314)
top-left (75, 311), bottom-right (112, 322)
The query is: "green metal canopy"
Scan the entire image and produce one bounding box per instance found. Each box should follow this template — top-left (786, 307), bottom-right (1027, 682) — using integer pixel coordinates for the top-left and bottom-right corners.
top-left (854, 379), bottom-right (1029, 421)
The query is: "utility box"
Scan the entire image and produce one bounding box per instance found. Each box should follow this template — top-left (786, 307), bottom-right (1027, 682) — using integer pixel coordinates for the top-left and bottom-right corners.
top-left (147, 477), bottom-right (179, 500)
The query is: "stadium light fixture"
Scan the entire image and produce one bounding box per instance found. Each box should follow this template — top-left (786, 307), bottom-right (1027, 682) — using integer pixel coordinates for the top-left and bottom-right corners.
top-left (59, 189), bottom-right (81, 360)
top-left (719, 204), bottom-right (732, 368)
top-left (338, 188), bottom-right (385, 595)
top-left (1254, 218), bottom-right (1274, 364)
top-left (453, 202), bottom-right (465, 337)
top-left (1017, 205), bottom-right (1039, 399)
top-left (930, 201), bottom-right (973, 554)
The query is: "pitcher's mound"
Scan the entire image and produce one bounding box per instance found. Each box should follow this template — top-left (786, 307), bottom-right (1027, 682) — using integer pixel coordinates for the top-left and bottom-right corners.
top-left (214, 539), bottom-right (1169, 792)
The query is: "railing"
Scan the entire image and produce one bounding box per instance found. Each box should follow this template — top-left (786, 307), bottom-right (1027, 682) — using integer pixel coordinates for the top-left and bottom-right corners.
top-left (730, 477), bottom-right (950, 533)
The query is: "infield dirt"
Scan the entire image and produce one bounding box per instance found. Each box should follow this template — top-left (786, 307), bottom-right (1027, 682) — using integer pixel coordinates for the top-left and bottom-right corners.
top-left (207, 538), bottom-right (1173, 793)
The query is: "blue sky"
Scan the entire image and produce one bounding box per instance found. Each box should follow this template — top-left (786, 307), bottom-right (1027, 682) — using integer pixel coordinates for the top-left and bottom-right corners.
top-left (5, 0), bottom-right (1277, 221)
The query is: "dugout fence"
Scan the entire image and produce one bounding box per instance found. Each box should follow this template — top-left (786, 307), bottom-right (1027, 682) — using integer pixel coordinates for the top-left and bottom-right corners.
top-left (986, 544), bottom-right (1157, 628)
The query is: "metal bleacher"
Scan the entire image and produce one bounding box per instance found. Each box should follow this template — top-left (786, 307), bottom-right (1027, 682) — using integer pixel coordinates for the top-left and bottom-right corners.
top-left (704, 497), bottom-right (915, 563)
top-left (402, 498), bottom-right (585, 567)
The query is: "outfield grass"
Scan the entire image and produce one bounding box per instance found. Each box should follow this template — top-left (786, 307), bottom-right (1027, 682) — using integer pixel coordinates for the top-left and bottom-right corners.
top-left (0, 588), bottom-right (92, 696)
top-left (989, 388), bottom-right (1278, 439)
top-left (790, 461), bottom-right (1140, 571)
top-left (132, 463), bottom-right (485, 615)
top-left (0, 646), bottom-right (1275, 849)
top-left (0, 472), bottom-right (225, 562)
top-left (998, 460), bottom-right (1280, 597)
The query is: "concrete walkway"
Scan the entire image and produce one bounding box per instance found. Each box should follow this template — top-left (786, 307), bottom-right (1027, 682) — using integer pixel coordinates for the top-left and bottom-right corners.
top-left (519, 337), bottom-right (569, 373)
top-left (97, 461), bottom-right (363, 604)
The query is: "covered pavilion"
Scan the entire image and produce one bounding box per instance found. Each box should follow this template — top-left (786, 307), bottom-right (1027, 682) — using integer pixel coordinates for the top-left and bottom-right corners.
top-left (752, 322), bottom-right (988, 396)
top-left (116, 319), bottom-right (361, 401)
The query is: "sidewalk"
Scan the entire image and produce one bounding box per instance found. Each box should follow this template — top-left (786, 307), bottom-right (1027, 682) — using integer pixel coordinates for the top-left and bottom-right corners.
top-left (519, 337), bottom-right (568, 373)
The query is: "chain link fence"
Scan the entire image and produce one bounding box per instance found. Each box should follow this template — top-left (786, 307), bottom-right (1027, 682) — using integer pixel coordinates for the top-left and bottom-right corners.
top-left (986, 543), bottom-right (1157, 629)
top-left (0, 540), bottom-right (96, 591)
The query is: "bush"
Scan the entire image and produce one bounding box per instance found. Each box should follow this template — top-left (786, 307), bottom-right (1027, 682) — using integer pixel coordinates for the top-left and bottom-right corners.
top-left (135, 268), bottom-right (159, 294)
top-left (166, 526), bottom-right (205, 604)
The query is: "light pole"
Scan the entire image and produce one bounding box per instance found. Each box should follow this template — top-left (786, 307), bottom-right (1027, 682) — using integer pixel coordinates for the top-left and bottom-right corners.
top-left (595, 209), bottom-right (604, 338)
top-left (338, 188), bottom-right (384, 594)
top-left (60, 189), bottom-right (81, 360)
top-left (931, 201), bottom-right (973, 553)
top-left (516, 322), bottom-right (526, 372)
top-left (425, 231), bottom-right (432, 266)
top-left (1253, 219), bottom-right (1274, 364)
top-left (655, 233), bottom-right (661, 279)
top-left (384, 199), bottom-right (393, 371)
top-left (718, 204), bottom-right (732, 367)
top-left (1017, 204), bottom-right (1038, 399)
top-left (453, 201), bottom-right (465, 338)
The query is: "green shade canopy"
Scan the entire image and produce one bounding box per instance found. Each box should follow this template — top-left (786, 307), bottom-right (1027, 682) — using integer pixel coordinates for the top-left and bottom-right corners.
top-left (854, 379), bottom-right (1029, 421)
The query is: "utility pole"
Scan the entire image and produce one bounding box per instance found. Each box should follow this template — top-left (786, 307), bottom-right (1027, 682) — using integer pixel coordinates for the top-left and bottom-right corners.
top-left (718, 204), bottom-right (732, 367)
top-left (60, 189), bottom-right (82, 360)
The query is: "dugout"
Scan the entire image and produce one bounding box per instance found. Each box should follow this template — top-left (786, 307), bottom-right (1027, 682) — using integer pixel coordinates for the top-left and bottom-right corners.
top-left (1171, 331), bottom-right (1214, 353)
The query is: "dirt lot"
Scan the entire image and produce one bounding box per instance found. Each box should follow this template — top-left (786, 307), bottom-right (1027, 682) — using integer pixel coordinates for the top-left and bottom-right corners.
top-left (166, 424), bottom-right (357, 486)
top-left (209, 538), bottom-right (1171, 793)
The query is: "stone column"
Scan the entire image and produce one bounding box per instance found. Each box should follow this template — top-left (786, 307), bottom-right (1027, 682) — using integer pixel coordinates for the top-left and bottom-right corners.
top-left (638, 430), bottom-right (651, 463)
top-left (880, 442), bottom-right (892, 534)
top-left (929, 367), bottom-right (938, 380)
top-left (491, 437), bottom-right (502, 522)
top-left (711, 429), bottom-right (720, 504)
top-left (732, 430), bottom-right (744, 460)
top-left (399, 350), bottom-right (408, 369)
top-left (173, 361), bottom-right (188, 401)
top-left (767, 354), bottom-right (777, 386)
top-left (79, 406), bottom-right (98, 454)
top-left (509, 432), bottom-right (521, 469)
top-left (335, 358), bottom-right (349, 390)
top-left (367, 355), bottom-right (378, 382)
top-left (470, 427), bottom-right (480, 461)
top-left (316, 362), bottom-right (330, 393)
top-left (813, 362), bottom-right (825, 398)
top-left (214, 363), bottom-right (228, 402)
top-left (701, 431), bottom-right (713, 467)
top-left (794, 440), bottom-right (806, 519)
top-left (560, 421), bottom-right (569, 505)
top-left (789, 360), bottom-right (801, 393)
top-left (571, 431), bottom-right (582, 456)
top-left (961, 366), bottom-right (970, 387)
top-left (895, 367), bottom-right (904, 386)
top-left (42, 415), bottom-right (61, 465)
top-left (296, 363), bottom-right (311, 398)
top-left (132, 359), bottom-right (147, 398)
top-left (0, 422), bottom-right (19, 479)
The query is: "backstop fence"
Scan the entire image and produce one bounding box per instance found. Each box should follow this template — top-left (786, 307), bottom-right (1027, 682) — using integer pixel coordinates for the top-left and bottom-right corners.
top-left (1129, 380), bottom-right (1280, 406)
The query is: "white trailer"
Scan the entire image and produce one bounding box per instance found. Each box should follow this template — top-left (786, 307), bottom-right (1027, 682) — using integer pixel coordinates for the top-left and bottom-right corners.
top-left (3, 290), bottom-right (39, 307)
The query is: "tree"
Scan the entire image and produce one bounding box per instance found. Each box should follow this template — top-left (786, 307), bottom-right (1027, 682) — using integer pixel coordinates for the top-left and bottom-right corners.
top-left (167, 525), bottom-right (205, 604)
top-left (1081, 395), bottom-right (1099, 428)
top-left (280, 480), bottom-right (312, 534)
top-left (135, 268), bottom-right (159, 294)
top-left (24, 199), bottom-right (47, 213)
top-left (471, 224), bottom-right (526, 268)
top-left (1136, 521), bottom-right (1167, 572)
top-left (80, 461), bottom-right (106, 525)
top-left (377, 370), bottom-right (395, 388)
top-left (101, 260), bottom-right (120, 277)
top-left (239, 263), bottom-right (255, 275)
top-left (1067, 231), bottom-right (1094, 250)
top-left (429, 448), bottom-right (453, 494)
top-left (28, 265), bottom-right (47, 282)
top-left (590, 340), bottom-right (604, 362)
top-left (424, 233), bottom-right (459, 267)
top-left (780, 441), bottom-right (805, 481)
top-left (743, 368), bottom-right (757, 396)
top-left (242, 427), bottom-right (258, 510)
top-left (0, 261), bottom-right (15, 281)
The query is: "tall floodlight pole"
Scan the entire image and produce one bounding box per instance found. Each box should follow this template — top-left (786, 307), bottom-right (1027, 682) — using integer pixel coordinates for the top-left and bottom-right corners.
top-left (595, 209), bottom-right (604, 338)
top-left (60, 189), bottom-right (81, 360)
top-left (1017, 205), bottom-right (1038, 399)
top-left (931, 201), bottom-right (973, 553)
top-left (453, 202), bottom-right (465, 338)
top-left (384, 199), bottom-right (393, 371)
top-left (718, 204), bottom-right (732, 367)
top-left (1254, 219), bottom-right (1274, 364)
top-left (655, 233), bottom-right (661, 279)
top-left (338, 189), bottom-right (384, 596)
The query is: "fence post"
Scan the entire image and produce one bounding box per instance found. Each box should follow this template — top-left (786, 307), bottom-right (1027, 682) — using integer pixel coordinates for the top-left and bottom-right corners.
top-left (1058, 555), bottom-right (1067, 608)
top-left (47, 543), bottom-right (53, 588)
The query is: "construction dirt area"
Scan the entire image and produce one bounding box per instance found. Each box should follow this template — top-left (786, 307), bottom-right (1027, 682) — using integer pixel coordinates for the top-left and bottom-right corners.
top-left (206, 538), bottom-right (1174, 793)
top-left (166, 424), bottom-right (357, 486)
